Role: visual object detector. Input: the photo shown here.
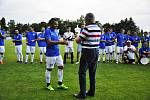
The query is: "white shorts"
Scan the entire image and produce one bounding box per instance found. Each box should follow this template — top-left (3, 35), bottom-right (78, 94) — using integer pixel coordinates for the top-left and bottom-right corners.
top-left (65, 46), bottom-right (74, 53)
top-left (46, 55), bottom-right (63, 69)
top-left (117, 47), bottom-right (123, 54)
top-left (112, 44), bottom-right (116, 52)
top-left (0, 46), bottom-right (5, 53)
top-left (39, 47), bottom-right (46, 54)
top-left (77, 44), bottom-right (82, 52)
top-left (26, 46), bottom-right (35, 53)
top-left (99, 48), bottom-right (105, 54)
top-left (15, 45), bottom-right (22, 54)
top-left (105, 46), bottom-right (113, 53)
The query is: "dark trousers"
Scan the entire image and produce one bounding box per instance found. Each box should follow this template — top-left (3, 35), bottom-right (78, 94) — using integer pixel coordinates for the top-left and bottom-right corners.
top-left (78, 48), bottom-right (99, 96)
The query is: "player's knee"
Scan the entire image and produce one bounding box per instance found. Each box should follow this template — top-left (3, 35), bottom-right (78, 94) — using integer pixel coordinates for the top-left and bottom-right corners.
top-left (58, 66), bottom-right (64, 69)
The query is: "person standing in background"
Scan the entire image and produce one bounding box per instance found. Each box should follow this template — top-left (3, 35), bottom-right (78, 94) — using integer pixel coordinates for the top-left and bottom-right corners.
top-left (37, 27), bottom-right (47, 64)
top-left (0, 25), bottom-right (6, 64)
top-left (63, 26), bottom-right (75, 64)
top-left (12, 29), bottom-right (23, 63)
top-left (25, 26), bottom-right (37, 64)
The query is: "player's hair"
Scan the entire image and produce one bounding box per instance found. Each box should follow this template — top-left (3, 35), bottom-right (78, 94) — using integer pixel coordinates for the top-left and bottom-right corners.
top-left (48, 18), bottom-right (58, 25)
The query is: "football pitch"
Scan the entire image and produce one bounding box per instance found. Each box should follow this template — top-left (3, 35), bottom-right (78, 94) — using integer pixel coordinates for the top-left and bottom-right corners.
top-left (0, 40), bottom-right (150, 100)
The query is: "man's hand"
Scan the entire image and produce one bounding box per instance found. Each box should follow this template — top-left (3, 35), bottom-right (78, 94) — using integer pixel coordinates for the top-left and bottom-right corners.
top-left (59, 39), bottom-right (68, 45)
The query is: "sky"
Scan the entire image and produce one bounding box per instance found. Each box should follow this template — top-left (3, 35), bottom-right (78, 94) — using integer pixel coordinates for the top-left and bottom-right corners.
top-left (0, 0), bottom-right (150, 31)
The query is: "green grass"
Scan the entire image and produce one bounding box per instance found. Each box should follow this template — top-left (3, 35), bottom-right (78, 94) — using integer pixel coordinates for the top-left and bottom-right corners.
top-left (0, 40), bottom-right (150, 100)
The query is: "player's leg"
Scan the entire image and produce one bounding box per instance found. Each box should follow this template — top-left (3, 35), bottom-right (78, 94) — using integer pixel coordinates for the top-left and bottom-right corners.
top-left (19, 45), bottom-right (23, 63)
top-left (109, 46), bottom-right (113, 62)
top-left (76, 44), bottom-right (81, 64)
top-left (0, 46), bottom-right (5, 64)
top-left (16, 46), bottom-right (20, 62)
top-left (39, 47), bottom-right (43, 63)
top-left (46, 56), bottom-right (56, 90)
top-left (25, 46), bottom-right (30, 64)
top-left (102, 49), bottom-right (105, 62)
top-left (63, 46), bottom-right (68, 64)
top-left (44, 47), bottom-right (46, 62)
top-left (105, 46), bottom-right (109, 62)
top-left (70, 47), bottom-right (74, 64)
top-left (56, 55), bottom-right (68, 89)
top-left (31, 46), bottom-right (35, 64)
top-left (120, 47), bottom-right (123, 63)
top-left (112, 44), bottom-right (116, 61)
top-left (116, 47), bottom-right (120, 64)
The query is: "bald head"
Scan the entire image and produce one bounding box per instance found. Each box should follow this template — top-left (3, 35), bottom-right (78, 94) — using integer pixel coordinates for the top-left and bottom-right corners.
top-left (85, 13), bottom-right (95, 25)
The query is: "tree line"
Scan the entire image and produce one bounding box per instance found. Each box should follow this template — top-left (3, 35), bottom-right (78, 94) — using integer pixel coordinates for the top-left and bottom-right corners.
top-left (0, 15), bottom-right (144, 37)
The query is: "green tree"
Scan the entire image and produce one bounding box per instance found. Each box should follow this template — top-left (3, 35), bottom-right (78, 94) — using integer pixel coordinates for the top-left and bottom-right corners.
top-left (0, 17), bottom-right (7, 30)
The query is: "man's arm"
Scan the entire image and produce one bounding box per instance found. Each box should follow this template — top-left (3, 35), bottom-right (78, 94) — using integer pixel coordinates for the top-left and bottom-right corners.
top-left (46, 39), bottom-right (67, 46)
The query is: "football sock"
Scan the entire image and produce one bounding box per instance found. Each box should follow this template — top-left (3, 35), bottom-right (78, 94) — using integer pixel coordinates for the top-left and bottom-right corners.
top-left (106, 53), bottom-right (109, 61)
top-left (116, 53), bottom-right (119, 62)
top-left (40, 54), bottom-right (43, 62)
top-left (25, 54), bottom-right (29, 62)
top-left (31, 54), bottom-right (34, 62)
top-left (58, 69), bottom-right (63, 83)
top-left (46, 70), bottom-right (51, 85)
top-left (17, 53), bottom-right (20, 61)
top-left (20, 53), bottom-right (23, 62)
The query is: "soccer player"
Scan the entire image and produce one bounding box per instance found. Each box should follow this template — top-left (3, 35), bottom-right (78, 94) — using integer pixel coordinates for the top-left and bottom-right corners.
top-left (12, 29), bottom-right (23, 63)
top-left (0, 25), bottom-right (6, 64)
top-left (37, 27), bottom-right (46, 64)
top-left (105, 28), bottom-right (113, 63)
top-left (98, 30), bottom-right (106, 62)
top-left (25, 26), bottom-right (37, 64)
top-left (110, 27), bottom-right (116, 61)
top-left (75, 24), bottom-right (85, 64)
top-left (141, 31), bottom-right (150, 47)
top-left (130, 32), bottom-right (140, 51)
top-left (74, 13), bottom-right (101, 99)
top-left (63, 26), bottom-right (75, 64)
top-left (123, 40), bottom-right (137, 64)
top-left (139, 42), bottom-right (150, 63)
top-left (116, 29), bottom-right (126, 64)
top-left (45, 18), bottom-right (68, 91)
top-left (124, 30), bottom-right (131, 42)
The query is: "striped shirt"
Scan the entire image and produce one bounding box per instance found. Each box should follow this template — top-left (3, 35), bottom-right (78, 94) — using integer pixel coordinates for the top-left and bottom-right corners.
top-left (79, 24), bottom-right (101, 49)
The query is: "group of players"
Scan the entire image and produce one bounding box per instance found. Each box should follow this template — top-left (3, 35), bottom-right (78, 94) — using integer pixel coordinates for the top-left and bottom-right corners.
top-left (0, 24), bottom-right (150, 65)
top-left (98, 28), bottom-right (150, 64)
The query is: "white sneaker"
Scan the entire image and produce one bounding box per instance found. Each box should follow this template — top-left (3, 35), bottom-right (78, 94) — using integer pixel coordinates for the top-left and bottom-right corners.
top-left (76, 61), bottom-right (79, 64)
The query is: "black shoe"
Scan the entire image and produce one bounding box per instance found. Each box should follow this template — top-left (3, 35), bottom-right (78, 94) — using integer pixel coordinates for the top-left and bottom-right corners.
top-left (20, 61), bottom-right (23, 63)
top-left (17, 61), bottom-right (20, 63)
top-left (86, 92), bottom-right (94, 97)
top-left (71, 61), bottom-right (74, 64)
top-left (40, 62), bottom-right (43, 64)
top-left (25, 62), bottom-right (28, 64)
top-left (73, 93), bottom-right (86, 99)
top-left (31, 62), bottom-right (34, 64)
